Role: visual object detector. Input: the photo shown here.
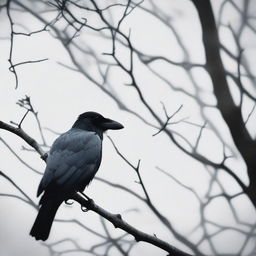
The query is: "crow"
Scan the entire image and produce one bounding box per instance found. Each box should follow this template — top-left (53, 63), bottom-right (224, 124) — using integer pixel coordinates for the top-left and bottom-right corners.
top-left (30, 111), bottom-right (123, 241)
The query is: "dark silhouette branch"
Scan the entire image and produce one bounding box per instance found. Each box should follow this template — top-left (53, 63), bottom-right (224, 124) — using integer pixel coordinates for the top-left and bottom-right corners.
top-left (72, 193), bottom-right (192, 256)
top-left (1, 1), bottom-right (256, 255)
top-left (107, 136), bottom-right (204, 256)
top-left (191, 0), bottom-right (256, 207)
top-left (0, 120), bottom-right (46, 159)
top-left (0, 120), bottom-right (192, 256)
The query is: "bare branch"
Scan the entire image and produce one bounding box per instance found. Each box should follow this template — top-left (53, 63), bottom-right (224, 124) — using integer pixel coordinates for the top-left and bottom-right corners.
top-left (72, 193), bottom-right (192, 256)
top-left (0, 120), bottom-right (46, 159)
top-left (153, 104), bottom-right (183, 137)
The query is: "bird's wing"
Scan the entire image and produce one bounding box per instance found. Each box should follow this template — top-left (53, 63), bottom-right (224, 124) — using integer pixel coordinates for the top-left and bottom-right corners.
top-left (37, 129), bottom-right (102, 196)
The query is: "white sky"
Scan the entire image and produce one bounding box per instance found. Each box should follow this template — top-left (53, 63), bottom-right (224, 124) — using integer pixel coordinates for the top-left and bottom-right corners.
top-left (0, 1), bottom-right (256, 255)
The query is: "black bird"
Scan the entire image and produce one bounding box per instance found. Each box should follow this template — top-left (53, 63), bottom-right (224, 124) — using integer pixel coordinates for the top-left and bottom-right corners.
top-left (30, 112), bottom-right (123, 241)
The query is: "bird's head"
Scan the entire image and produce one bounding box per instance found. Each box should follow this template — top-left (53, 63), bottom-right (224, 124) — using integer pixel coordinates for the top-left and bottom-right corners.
top-left (72, 112), bottom-right (124, 135)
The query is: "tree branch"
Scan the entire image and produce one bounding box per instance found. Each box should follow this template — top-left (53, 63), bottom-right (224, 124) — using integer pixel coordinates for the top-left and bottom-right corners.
top-left (0, 119), bottom-right (193, 256)
top-left (191, 0), bottom-right (256, 207)
top-left (0, 120), bottom-right (47, 160)
top-left (72, 193), bottom-right (192, 256)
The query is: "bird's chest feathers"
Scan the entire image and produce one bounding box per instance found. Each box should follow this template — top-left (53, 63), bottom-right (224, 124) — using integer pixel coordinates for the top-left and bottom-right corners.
top-left (43, 130), bottom-right (103, 190)
top-left (48, 130), bottom-right (102, 171)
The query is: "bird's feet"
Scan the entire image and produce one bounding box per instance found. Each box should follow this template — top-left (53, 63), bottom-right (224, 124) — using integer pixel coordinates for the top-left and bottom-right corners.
top-left (81, 192), bottom-right (94, 204)
top-left (64, 199), bottom-right (74, 205)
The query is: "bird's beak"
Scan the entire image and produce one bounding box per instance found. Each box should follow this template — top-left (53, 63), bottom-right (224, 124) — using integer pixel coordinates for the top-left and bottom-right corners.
top-left (101, 118), bottom-right (124, 130)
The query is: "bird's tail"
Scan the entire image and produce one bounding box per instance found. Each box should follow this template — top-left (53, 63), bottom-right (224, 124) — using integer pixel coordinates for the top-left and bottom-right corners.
top-left (30, 198), bottom-right (62, 241)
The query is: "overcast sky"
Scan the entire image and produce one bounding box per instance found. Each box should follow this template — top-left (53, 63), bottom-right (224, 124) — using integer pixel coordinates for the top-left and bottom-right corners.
top-left (0, 1), bottom-right (256, 256)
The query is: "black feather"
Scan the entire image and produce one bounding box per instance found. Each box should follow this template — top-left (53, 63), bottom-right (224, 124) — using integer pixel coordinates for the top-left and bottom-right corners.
top-left (30, 112), bottom-right (123, 241)
top-left (30, 198), bottom-right (62, 241)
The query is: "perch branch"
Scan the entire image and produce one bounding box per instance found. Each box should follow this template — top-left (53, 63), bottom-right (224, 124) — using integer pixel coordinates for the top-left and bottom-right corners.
top-left (0, 119), bottom-right (193, 256)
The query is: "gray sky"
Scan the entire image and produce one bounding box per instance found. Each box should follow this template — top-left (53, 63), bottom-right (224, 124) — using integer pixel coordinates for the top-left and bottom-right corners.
top-left (0, 1), bottom-right (256, 255)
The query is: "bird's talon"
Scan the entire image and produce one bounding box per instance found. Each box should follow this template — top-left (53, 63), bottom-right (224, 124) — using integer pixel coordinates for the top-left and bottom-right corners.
top-left (65, 199), bottom-right (74, 205)
top-left (81, 205), bottom-right (89, 212)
